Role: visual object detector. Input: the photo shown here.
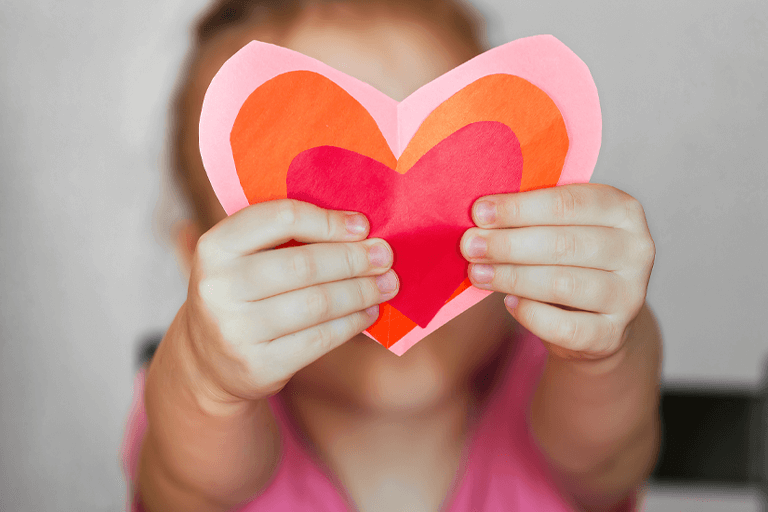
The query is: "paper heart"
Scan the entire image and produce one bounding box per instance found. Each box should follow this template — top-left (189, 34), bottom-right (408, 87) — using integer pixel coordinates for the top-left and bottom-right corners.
top-left (288, 121), bottom-right (524, 328)
top-left (199, 35), bottom-right (601, 355)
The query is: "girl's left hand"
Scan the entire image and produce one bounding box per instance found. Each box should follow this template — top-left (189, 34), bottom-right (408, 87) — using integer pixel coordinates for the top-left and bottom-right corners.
top-left (461, 183), bottom-right (655, 360)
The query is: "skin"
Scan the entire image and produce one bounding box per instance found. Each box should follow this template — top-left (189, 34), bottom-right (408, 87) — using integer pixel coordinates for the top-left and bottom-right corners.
top-left (140, 6), bottom-right (661, 512)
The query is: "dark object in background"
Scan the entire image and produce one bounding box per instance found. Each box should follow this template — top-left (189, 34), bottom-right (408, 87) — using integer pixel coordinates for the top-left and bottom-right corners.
top-left (137, 333), bottom-right (163, 368)
top-left (652, 366), bottom-right (768, 510)
top-left (653, 389), bottom-right (764, 484)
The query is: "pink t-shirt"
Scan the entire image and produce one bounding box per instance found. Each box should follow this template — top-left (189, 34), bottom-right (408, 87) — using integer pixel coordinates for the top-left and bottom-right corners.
top-left (121, 328), bottom-right (636, 511)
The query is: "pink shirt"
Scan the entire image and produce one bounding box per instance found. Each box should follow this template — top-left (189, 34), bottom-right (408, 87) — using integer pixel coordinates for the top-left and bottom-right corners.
top-left (121, 329), bottom-right (636, 511)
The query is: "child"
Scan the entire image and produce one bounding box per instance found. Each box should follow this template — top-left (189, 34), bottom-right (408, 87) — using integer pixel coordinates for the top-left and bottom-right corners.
top-left (123, 1), bottom-right (662, 510)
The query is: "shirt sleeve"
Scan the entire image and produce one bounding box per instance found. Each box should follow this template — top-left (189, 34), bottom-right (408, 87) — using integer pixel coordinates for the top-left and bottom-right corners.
top-left (120, 368), bottom-right (149, 512)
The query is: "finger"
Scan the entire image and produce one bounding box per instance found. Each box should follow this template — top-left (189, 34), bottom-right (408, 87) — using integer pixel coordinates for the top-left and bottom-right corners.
top-left (265, 306), bottom-right (380, 374)
top-left (221, 238), bottom-right (393, 301)
top-left (254, 270), bottom-right (399, 341)
top-left (473, 184), bottom-right (648, 231)
top-left (469, 263), bottom-right (623, 314)
top-left (462, 226), bottom-right (632, 271)
top-left (504, 296), bottom-right (621, 358)
top-left (200, 199), bottom-right (370, 257)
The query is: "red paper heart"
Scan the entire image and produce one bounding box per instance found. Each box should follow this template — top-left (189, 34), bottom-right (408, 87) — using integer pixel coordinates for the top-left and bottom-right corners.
top-left (287, 121), bottom-right (524, 327)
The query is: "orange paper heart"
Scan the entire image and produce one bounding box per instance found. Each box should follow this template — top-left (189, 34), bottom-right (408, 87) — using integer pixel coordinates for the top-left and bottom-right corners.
top-left (229, 72), bottom-right (568, 348)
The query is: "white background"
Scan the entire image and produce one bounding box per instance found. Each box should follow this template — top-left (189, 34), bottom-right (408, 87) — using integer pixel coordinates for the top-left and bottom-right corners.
top-left (0, 0), bottom-right (766, 509)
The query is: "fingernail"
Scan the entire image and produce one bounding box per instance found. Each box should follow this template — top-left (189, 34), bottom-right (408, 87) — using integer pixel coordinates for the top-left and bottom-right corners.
top-left (504, 295), bottom-right (519, 310)
top-left (467, 236), bottom-right (487, 258)
top-left (474, 201), bottom-right (496, 225)
top-left (375, 270), bottom-right (398, 295)
top-left (365, 305), bottom-right (380, 318)
top-left (470, 264), bottom-right (494, 284)
top-left (345, 213), bottom-right (367, 235)
top-left (368, 243), bottom-right (391, 268)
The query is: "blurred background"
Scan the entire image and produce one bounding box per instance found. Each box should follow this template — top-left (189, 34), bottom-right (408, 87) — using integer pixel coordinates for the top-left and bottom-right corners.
top-left (0, 0), bottom-right (766, 510)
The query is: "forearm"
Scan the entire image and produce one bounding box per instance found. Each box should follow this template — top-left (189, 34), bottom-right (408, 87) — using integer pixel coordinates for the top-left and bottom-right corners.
top-left (530, 303), bottom-right (662, 510)
top-left (138, 305), bottom-right (281, 512)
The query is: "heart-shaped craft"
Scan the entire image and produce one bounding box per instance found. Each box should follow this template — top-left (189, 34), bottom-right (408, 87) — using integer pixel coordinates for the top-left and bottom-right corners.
top-left (199, 35), bottom-right (601, 355)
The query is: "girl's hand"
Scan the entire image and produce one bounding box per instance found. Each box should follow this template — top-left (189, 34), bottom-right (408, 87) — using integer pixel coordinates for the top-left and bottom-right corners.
top-left (461, 184), bottom-right (655, 360)
top-left (182, 199), bottom-right (398, 406)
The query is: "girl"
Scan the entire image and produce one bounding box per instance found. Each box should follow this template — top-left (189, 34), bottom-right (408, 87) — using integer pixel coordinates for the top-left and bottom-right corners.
top-left (123, 1), bottom-right (662, 510)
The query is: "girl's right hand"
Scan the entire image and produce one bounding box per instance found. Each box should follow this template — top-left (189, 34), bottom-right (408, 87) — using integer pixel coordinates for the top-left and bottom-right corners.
top-left (180, 199), bottom-right (398, 408)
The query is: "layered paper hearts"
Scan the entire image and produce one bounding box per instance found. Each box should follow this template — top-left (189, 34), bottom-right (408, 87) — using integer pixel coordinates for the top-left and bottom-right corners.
top-left (199, 35), bottom-right (601, 355)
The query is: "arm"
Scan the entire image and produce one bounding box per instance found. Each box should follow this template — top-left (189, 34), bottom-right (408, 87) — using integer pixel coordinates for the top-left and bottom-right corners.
top-left (462, 184), bottom-right (661, 510)
top-left (138, 306), bottom-right (281, 512)
top-left (530, 302), bottom-right (661, 510)
top-left (137, 200), bottom-right (397, 511)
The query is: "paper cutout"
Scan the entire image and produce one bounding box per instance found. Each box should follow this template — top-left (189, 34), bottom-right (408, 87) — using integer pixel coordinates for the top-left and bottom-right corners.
top-left (366, 275), bottom-right (473, 354)
top-left (288, 121), bottom-right (523, 327)
top-left (398, 74), bottom-right (567, 192)
top-left (226, 69), bottom-right (570, 344)
top-left (199, 36), bottom-right (602, 354)
top-left (229, 72), bottom-right (567, 204)
top-left (229, 70), bottom-right (567, 346)
top-left (231, 71), bottom-right (395, 204)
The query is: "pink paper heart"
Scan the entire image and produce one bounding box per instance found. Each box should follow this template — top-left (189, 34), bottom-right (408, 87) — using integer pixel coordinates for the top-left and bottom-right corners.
top-left (199, 36), bottom-right (601, 354)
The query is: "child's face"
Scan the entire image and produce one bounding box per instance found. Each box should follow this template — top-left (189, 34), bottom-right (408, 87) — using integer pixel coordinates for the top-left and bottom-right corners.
top-left (184, 6), bottom-right (511, 410)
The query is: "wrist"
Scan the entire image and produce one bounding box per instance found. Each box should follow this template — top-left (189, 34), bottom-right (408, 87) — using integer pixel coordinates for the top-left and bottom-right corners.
top-left (545, 326), bottom-right (634, 379)
top-left (573, 326), bottom-right (634, 375)
top-left (538, 305), bottom-right (660, 406)
top-left (155, 304), bottom-right (258, 419)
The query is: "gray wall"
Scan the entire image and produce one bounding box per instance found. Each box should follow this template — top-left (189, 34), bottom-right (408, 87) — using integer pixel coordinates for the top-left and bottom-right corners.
top-left (0, 1), bottom-right (207, 509)
top-left (0, 1), bottom-right (766, 510)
